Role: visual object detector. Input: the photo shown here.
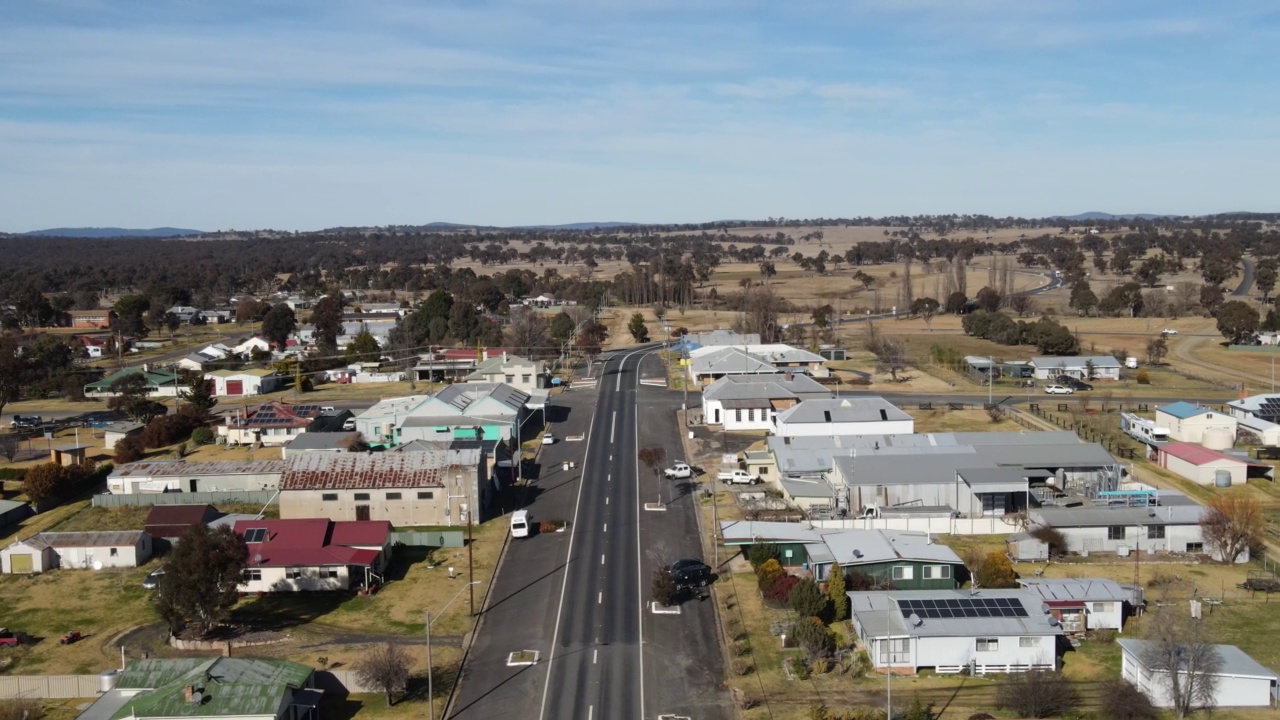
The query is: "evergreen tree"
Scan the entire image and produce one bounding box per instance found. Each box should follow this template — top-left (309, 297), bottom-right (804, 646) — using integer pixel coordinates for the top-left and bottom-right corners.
top-left (628, 312), bottom-right (650, 342)
top-left (180, 376), bottom-right (217, 416)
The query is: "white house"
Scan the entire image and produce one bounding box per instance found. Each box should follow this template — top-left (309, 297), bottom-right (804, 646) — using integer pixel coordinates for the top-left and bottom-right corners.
top-left (395, 383), bottom-right (530, 446)
top-left (1017, 578), bottom-right (1132, 633)
top-left (351, 395), bottom-right (431, 447)
top-left (701, 373), bottom-right (830, 430)
top-left (1225, 394), bottom-right (1280, 446)
top-left (107, 460), bottom-right (286, 494)
top-left (687, 344), bottom-right (828, 385)
top-left (771, 397), bottom-right (914, 438)
top-left (1, 531), bottom-right (153, 573)
top-left (1156, 442), bottom-right (1263, 486)
top-left (1119, 638), bottom-right (1279, 710)
top-left (1155, 402), bottom-right (1239, 446)
top-left (465, 353), bottom-right (547, 393)
top-left (102, 421), bottom-right (144, 451)
top-left (221, 401), bottom-right (324, 446)
top-left (1030, 355), bottom-right (1122, 381)
top-left (204, 369), bottom-right (286, 396)
top-left (235, 518), bottom-right (391, 592)
top-left (847, 589), bottom-right (1063, 674)
top-left (232, 337), bottom-right (273, 355)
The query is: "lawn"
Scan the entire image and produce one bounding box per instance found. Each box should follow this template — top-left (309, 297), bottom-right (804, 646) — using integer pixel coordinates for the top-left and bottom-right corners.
top-left (907, 408), bottom-right (1024, 434)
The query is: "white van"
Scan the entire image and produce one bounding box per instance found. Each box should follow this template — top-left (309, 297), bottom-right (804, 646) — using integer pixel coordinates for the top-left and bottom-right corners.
top-left (510, 510), bottom-right (531, 538)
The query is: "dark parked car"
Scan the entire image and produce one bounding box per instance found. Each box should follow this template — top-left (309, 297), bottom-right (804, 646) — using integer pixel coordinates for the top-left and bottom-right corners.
top-left (1053, 376), bottom-right (1093, 391)
top-left (666, 558), bottom-right (713, 589)
top-left (9, 415), bottom-right (42, 429)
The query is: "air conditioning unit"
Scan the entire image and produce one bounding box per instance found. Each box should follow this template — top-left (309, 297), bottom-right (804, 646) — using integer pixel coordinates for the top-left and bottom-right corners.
top-left (1116, 545), bottom-right (1131, 557)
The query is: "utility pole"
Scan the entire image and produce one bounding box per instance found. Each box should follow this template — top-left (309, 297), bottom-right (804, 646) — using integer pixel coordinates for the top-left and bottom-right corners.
top-left (468, 511), bottom-right (475, 616)
top-left (988, 356), bottom-right (994, 406)
top-left (425, 610), bottom-right (434, 720)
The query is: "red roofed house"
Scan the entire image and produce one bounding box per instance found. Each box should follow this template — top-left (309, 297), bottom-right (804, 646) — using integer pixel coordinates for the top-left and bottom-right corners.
top-left (279, 450), bottom-right (485, 526)
top-left (234, 518), bottom-right (392, 592)
top-left (1156, 441), bottom-right (1271, 486)
top-left (220, 401), bottom-right (325, 447)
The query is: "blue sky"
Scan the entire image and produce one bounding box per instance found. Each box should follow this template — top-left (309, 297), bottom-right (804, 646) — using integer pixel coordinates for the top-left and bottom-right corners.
top-left (1, 1), bottom-right (1277, 231)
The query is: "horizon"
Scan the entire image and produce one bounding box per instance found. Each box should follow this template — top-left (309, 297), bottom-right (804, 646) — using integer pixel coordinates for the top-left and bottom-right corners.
top-left (2, 2), bottom-right (1278, 232)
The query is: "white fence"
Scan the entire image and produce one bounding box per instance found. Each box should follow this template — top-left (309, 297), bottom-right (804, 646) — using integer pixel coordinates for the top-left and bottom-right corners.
top-left (0, 675), bottom-right (102, 699)
top-left (809, 515), bottom-right (1022, 536)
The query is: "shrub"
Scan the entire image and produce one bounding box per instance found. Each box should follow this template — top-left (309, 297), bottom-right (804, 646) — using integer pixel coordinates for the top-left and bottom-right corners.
top-left (1029, 524), bottom-right (1069, 557)
top-left (755, 558), bottom-right (784, 583)
top-left (190, 427), bottom-right (214, 445)
top-left (23, 462), bottom-right (72, 503)
top-left (1136, 368), bottom-right (1150, 384)
top-left (995, 670), bottom-right (1079, 718)
top-left (788, 655), bottom-right (810, 680)
top-left (763, 574), bottom-right (799, 603)
top-left (790, 616), bottom-right (836, 661)
top-left (827, 568), bottom-right (848, 621)
top-left (903, 696), bottom-right (934, 720)
top-left (651, 568), bottom-right (678, 607)
top-left (1100, 678), bottom-right (1158, 720)
top-left (787, 578), bottom-right (828, 618)
top-left (747, 541), bottom-right (780, 569)
top-left (730, 657), bottom-right (752, 676)
top-left (140, 413), bottom-right (204, 449)
top-left (975, 550), bottom-right (1018, 588)
top-left (114, 434), bottom-right (146, 464)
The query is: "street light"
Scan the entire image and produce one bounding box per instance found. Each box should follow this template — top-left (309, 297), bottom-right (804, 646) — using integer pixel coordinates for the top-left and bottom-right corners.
top-left (425, 580), bottom-right (482, 720)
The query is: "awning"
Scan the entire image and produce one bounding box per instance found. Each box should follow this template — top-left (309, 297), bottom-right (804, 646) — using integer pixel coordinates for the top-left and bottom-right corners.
top-left (525, 389), bottom-right (550, 410)
top-left (958, 467), bottom-right (1029, 494)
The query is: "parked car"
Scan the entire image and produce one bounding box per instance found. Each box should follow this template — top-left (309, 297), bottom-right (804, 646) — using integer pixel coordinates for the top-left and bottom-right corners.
top-left (341, 418), bottom-right (356, 431)
top-left (663, 462), bottom-right (693, 479)
top-left (1162, 328), bottom-right (1178, 335)
top-left (9, 415), bottom-right (42, 429)
top-left (1044, 384), bottom-right (1075, 395)
top-left (717, 469), bottom-right (761, 485)
top-left (665, 558), bottom-right (712, 589)
top-left (0, 628), bottom-right (25, 646)
top-left (542, 433), bottom-right (556, 445)
top-left (142, 567), bottom-right (166, 589)
top-left (1053, 376), bottom-right (1094, 391)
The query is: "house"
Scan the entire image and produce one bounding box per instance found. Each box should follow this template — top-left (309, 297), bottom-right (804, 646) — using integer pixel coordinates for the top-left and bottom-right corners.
top-left (351, 395), bottom-right (431, 447)
top-left (278, 449), bottom-right (486, 526)
top-left (1155, 402), bottom-right (1239, 445)
top-left (295, 319), bottom-right (397, 349)
top-left (1118, 639), bottom-right (1279, 710)
top-left (1156, 441), bottom-right (1270, 486)
top-left (220, 401), bottom-right (325, 446)
top-left (232, 336), bottom-right (273, 355)
top-left (200, 309), bottom-right (231, 324)
top-left (1030, 355), bottom-right (1122, 381)
top-left (166, 306), bottom-right (203, 324)
top-left (465, 353), bottom-right (548, 393)
top-left (84, 367), bottom-right (182, 398)
top-left (282, 432), bottom-right (362, 457)
top-left (204, 368), bottom-right (286, 396)
top-left (0, 500), bottom-right (32, 534)
top-left (1028, 490), bottom-right (1246, 563)
top-left (396, 383), bottom-right (530, 447)
top-left (719, 521), bottom-right (963, 588)
top-left (143, 504), bottom-right (220, 540)
top-left (102, 421), bottom-right (144, 451)
top-left (1, 531), bottom-right (152, 573)
top-left (69, 308), bottom-right (116, 329)
top-left (701, 373), bottom-right (830, 430)
top-left (235, 518), bottom-right (391, 592)
top-left (687, 344), bottom-right (828, 385)
top-left (412, 347), bottom-right (501, 382)
top-left (353, 302), bottom-right (407, 316)
top-left (107, 460), bottom-right (286, 494)
top-left (175, 343), bottom-right (235, 372)
top-left (1224, 393), bottom-right (1280, 445)
top-left (771, 397), bottom-right (914, 438)
top-left (846, 589), bottom-right (1063, 674)
top-left (1016, 578), bottom-right (1133, 633)
top-left (79, 657), bottom-right (319, 720)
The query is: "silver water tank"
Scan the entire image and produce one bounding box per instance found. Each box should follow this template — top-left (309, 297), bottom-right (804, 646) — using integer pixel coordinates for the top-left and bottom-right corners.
top-left (99, 670), bottom-right (119, 693)
top-left (1214, 469), bottom-right (1232, 488)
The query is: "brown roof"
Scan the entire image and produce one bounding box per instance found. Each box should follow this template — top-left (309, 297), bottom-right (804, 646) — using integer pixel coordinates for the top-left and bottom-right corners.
top-left (280, 451), bottom-right (478, 491)
top-left (69, 309), bottom-right (111, 317)
top-left (144, 504), bottom-right (219, 538)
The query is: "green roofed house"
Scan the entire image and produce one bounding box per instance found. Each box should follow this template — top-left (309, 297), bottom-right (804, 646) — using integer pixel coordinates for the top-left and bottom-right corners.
top-left (85, 367), bottom-right (183, 398)
top-left (78, 657), bottom-right (318, 720)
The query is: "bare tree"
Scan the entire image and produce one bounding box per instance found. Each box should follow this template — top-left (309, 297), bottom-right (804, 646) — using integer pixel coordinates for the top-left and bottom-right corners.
top-left (354, 642), bottom-right (414, 707)
top-left (1007, 293), bottom-right (1034, 317)
top-left (864, 323), bottom-right (908, 382)
top-left (638, 446), bottom-right (667, 503)
top-left (1200, 494), bottom-right (1262, 564)
top-left (0, 435), bottom-right (18, 463)
top-left (738, 285), bottom-right (784, 342)
top-left (1142, 606), bottom-right (1221, 718)
top-left (506, 307), bottom-right (549, 358)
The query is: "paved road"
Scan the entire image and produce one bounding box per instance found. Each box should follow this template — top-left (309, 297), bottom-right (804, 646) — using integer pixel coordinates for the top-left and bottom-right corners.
top-left (1234, 256), bottom-right (1256, 296)
top-left (450, 349), bottom-right (728, 720)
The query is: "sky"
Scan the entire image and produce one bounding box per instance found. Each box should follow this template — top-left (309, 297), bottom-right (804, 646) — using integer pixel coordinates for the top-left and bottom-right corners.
top-left (1, 1), bottom-right (1278, 232)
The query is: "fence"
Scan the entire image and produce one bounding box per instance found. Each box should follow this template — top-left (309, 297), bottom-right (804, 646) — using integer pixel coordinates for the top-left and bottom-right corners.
top-left (0, 675), bottom-right (102, 699)
top-left (809, 515), bottom-right (1021, 536)
top-left (92, 491), bottom-right (278, 508)
top-left (389, 530), bottom-right (465, 547)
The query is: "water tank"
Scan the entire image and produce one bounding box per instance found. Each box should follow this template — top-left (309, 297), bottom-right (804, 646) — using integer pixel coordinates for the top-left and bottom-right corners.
top-left (99, 670), bottom-right (119, 693)
top-left (1214, 469), bottom-right (1233, 488)
top-left (1202, 428), bottom-right (1233, 451)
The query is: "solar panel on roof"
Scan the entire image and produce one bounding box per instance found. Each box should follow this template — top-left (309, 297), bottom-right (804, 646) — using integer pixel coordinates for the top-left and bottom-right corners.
top-left (899, 597), bottom-right (1029, 620)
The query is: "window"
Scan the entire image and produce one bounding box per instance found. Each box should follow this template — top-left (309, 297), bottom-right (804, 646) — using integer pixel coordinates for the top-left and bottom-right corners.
top-left (878, 638), bottom-right (909, 664)
top-left (923, 565), bottom-right (951, 580)
top-left (326, 569), bottom-right (339, 578)
top-left (747, 409), bottom-right (755, 422)
top-left (418, 491), bottom-right (434, 499)
top-left (242, 569), bottom-right (262, 581)
top-left (322, 493), bottom-right (338, 501)
top-left (505, 374), bottom-right (514, 383)
top-left (1093, 602), bottom-right (1114, 613)
top-left (286, 568), bottom-right (302, 580)
top-left (735, 409), bottom-right (742, 422)
top-left (387, 492), bottom-right (402, 500)
top-left (1148, 525), bottom-right (1166, 539)
top-left (522, 374), bottom-right (531, 383)
top-left (243, 528), bottom-right (268, 543)
top-left (1186, 542), bottom-right (1204, 553)
top-left (1019, 637), bottom-right (1039, 648)
top-left (1107, 526), bottom-right (1127, 540)
top-left (891, 566), bottom-right (914, 581)
top-left (110, 548), bottom-right (118, 557)
top-left (354, 493), bottom-right (371, 501)
top-left (976, 638), bottom-right (998, 652)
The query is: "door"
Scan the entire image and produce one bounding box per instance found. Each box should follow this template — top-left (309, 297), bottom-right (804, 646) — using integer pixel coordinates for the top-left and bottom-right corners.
top-left (226, 380), bottom-right (244, 395)
top-left (355, 505), bottom-right (371, 521)
top-left (10, 554), bottom-right (32, 574)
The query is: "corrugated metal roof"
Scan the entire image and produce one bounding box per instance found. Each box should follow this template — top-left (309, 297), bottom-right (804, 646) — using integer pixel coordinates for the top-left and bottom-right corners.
top-left (703, 373), bottom-right (829, 401)
top-left (110, 460), bottom-right (287, 479)
top-left (235, 518), bottom-right (389, 567)
top-left (283, 432), bottom-right (360, 451)
top-left (113, 657), bottom-right (312, 719)
top-left (776, 397), bottom-right (912, 425)
top-left (1032, 503), bottom-right (1205, 528)
top-left (17, 531), bottom-right (147, 549)
top-left (1030, 355), bottom-right (1122, 369)
top-left (1159, 441), bottom-right (1247, 466)
top-left (1117, 639), bottom-right (1278, 680)
top-left (1018, 577), bottom-right (1128, 602)
top-left (433, 383), bottom-right (529, 414)
top-left (848, 589), bottom-right (1063, 639)
top-left (1157, 401), bottom-right (1211, 420)
top-left (280, 449), bottom-right (479, 490)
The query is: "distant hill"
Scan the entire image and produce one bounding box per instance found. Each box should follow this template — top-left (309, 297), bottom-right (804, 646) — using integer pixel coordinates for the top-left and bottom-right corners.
top-left (515, 222), bottom-right (640, 231)
top-left (22, 227), bottom-right (204, 238)
top-left (1051, 212), bottom-right (1175, 222)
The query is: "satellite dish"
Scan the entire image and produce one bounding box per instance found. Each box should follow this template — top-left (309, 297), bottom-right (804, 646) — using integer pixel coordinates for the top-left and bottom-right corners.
top-left (253, 554), bottom-right (262, 564)
top-left (1041, 603), bottom-right (1051, 614)
top-left (92, 560), bottom-right (104, 571)
top-left (908, 612), bottom-right (923, 627)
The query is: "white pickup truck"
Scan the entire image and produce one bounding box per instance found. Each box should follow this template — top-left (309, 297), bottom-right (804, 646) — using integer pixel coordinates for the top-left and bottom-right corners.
top-left (663, 462), bottom-right (693, 479)
top-left (717, 468), bottom-right (760, 485)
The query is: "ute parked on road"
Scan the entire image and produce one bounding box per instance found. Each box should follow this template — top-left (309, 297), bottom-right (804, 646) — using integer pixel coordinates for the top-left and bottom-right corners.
top-left (663, 462), bottom-right (693, 479)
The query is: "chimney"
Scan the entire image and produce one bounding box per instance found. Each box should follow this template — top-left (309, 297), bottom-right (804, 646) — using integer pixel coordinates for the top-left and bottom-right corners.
top-left (785, 371), bottom-right (793, 382)
top-left (184, 686), bottom-right (194, 702)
